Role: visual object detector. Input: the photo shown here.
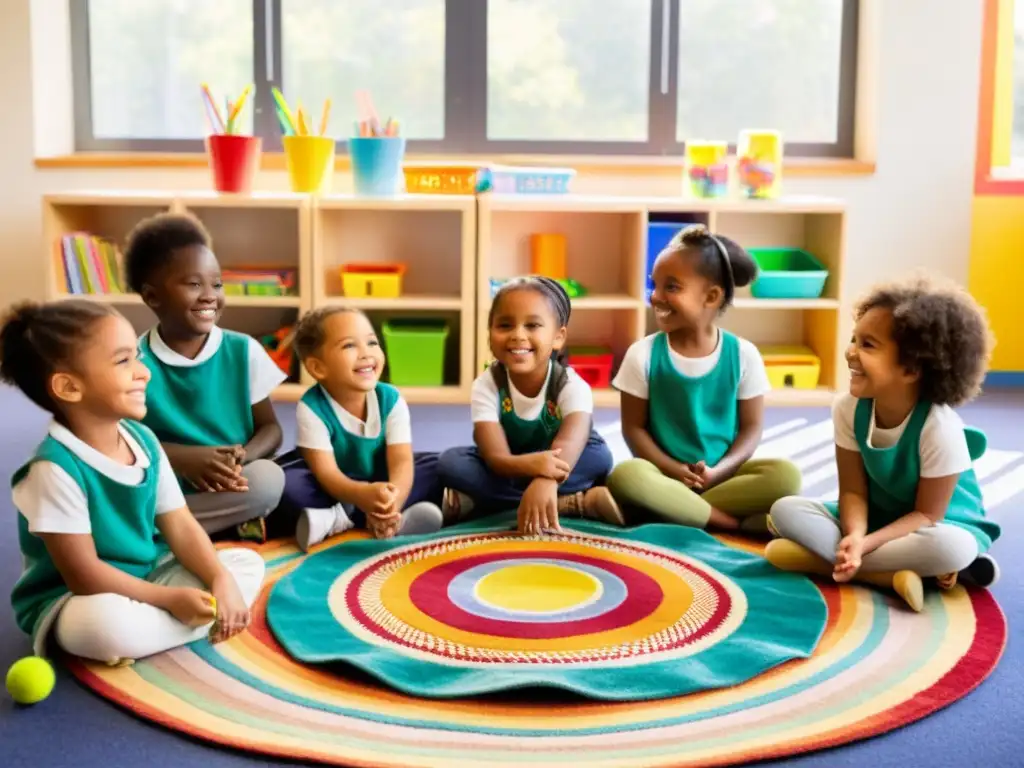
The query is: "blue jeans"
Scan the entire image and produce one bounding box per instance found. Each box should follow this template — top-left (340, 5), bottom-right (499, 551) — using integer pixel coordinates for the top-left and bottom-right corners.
top-left (436, 433), bottom-right (614, 511)
top-left (275, 449), bottom-right (443, 527)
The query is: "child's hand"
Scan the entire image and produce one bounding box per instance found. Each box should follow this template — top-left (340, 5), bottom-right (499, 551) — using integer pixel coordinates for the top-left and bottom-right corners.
top-left (162, 587), bottom-right (217, 627)
top-left (833, 534), bottom-right (864, 582)
top-left (180, 446), bottom-right (248, 493)
top-left (209, 573), bottom-right (251, 643)
top-left (517, 478), bottom-right (561, 536)
top-left (358, 482), bottom-right (398, 516)
top-left (528, 450), bottom-right (571, 482)
top-left (672, 462), bottom-right (704, 490)
top-left (691, 461), bottom-right (725, 491)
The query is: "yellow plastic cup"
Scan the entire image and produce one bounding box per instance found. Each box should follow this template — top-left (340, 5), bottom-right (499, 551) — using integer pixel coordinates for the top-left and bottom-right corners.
top-left (283, 135), bottom-right (335, 194)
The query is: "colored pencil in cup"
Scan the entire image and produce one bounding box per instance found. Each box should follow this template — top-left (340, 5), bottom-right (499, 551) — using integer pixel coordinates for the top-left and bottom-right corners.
top-left (271, 87), bottom-right (297, 135)
top-left (200, 83), bottom-right (225, 133)
top-left (319, 99), bottom-right (332, 136)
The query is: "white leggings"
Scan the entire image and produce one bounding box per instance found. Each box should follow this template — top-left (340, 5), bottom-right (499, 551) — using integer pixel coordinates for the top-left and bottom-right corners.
top-left (769, 496), bottom-right (979, 577)
top-left (50, 549), bottom-right (266, 664)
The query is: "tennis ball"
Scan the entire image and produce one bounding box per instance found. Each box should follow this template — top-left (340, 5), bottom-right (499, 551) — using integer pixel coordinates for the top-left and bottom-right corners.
top-left (5, 656), bottom-right (55, 705)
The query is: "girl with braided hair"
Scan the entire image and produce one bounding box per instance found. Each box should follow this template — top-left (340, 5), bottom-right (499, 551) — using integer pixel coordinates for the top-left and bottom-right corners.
top-left (437, 276), bottom-right (623, 534)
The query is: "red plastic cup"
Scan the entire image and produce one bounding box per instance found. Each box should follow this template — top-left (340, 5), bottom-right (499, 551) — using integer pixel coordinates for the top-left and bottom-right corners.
top-left (205, 134), bottom-right (262, 193)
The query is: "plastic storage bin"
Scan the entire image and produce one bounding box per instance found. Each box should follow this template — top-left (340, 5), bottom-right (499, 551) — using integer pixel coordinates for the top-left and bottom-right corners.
top-left (759, 345), bottom-right (821, 389)
top-left (340, 263), bottom-right (406, 298)
top-left (403, 164), bottom-right (481, 195)
top-left (749, 248), bottom-right (828, 299)
top-left (478, 165), bottom-right (576, 194)
top-left (381, 318), bottom-right (449, 387)
top-left (568, 346), bottom-right (614, 389)
top-left (646, 221), bottom-right (687, 301)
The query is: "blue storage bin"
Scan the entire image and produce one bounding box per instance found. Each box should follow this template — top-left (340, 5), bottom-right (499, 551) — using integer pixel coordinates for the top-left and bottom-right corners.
top-left (749, 248), bottom-right (829, 299)
top-left (646, 221), bottom-right (687, 302)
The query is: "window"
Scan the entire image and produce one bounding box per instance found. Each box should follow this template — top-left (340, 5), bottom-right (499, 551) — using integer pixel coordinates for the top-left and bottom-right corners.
top-left (1013, 0), bottom-right (1024, 159)
top-left (71, 0), bottom-right (858, 156)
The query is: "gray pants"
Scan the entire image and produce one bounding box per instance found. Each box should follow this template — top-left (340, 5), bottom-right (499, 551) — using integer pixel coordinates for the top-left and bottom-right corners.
top-left (186, 459), bottom-right (285, 534)
top-left (769, 496), bottom-right (979, 577)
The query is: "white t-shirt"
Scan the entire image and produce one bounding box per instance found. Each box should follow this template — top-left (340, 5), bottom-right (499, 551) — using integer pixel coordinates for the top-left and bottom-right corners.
top-left (612, 332), bottom-right (771, 401)
top-left (831, 392), bottom-right (972, 478)
top-left (145, 325), bottom-right (287, 404)
top-left (296, 386), bottom-right (412, 450)
top-left (471, 362), bottom-right (593, 423)
top-left (12, 421), bottom-right (186, 535)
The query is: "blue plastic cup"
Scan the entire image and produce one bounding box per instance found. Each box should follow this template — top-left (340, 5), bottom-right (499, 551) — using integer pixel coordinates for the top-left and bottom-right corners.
top-left (348, 137), bottom-right (407, 195)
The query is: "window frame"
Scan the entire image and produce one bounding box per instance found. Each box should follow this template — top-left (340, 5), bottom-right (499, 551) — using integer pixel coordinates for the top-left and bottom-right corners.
top-left (70, 0), bottom-right (860, 158)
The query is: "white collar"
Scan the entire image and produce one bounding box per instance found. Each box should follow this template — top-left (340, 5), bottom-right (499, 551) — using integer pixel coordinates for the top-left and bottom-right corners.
top-left (48, 420), bottom-right (151, 479)
top-left (507, 361), bottom-right (552, 402)
top-left (147, 325), bottom-right (223, 367)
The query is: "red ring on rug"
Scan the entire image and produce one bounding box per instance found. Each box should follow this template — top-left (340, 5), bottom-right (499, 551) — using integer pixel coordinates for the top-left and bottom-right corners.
top-left (405, 551), bottom-right (664, 639)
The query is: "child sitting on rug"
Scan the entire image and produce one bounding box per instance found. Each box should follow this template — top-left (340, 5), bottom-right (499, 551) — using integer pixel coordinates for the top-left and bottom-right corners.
top-left (123, 213), bottom-right (286, 543)
top-left (766, 276), bottom-right (1001, 612)
top-left (437, 276), bottom-right (623, 534)
top-left (606, 224), bottom-right (800, 532)
top-left (277, 307), bottom-right (444, 551)
top-left (0, 300), bottom-right (264, 665)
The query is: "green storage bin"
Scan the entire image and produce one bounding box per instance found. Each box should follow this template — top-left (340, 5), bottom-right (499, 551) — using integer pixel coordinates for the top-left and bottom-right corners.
top-left (749, 248), bottom-right (829, 299)
top-left (381, 318), bottom-right (450, 387)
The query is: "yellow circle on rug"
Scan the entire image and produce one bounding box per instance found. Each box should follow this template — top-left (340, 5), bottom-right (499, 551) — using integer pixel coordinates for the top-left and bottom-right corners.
top-left (475, 563), bottom-right (600, 612)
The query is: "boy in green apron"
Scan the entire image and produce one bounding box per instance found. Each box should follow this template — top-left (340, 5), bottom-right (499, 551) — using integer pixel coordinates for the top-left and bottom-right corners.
top-left (607, 225), bottom-right (801, 533)
top-left (2, 299), bottom-right (263, 664)
top-left (437, 277), bottom-right (623, 533)
top-left (123, 213), bottom-right (286, 543)
top-left (768, 276), bottom-right (1000, 611)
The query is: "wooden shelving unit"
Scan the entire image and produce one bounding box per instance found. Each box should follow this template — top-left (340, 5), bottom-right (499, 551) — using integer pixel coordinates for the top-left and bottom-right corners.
top-left (477, 193), bottom-right (847, 408)
top-left (311, 194), bottom-right (476, 404)
top-left (42, 190), bottom-right (844, 408)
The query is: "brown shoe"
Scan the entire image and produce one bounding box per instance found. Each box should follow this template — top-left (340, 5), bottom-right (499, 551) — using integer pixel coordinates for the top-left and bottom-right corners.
top-left (558, 487), bottom-right (626, 526)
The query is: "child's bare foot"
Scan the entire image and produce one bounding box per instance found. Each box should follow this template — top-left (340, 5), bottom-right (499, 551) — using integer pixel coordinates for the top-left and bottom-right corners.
top-left (707, 506), bottom-right (740, 530)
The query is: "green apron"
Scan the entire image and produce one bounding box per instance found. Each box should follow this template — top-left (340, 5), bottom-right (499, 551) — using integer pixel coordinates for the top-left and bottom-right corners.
top-left (492, 362), bottom-right (567, 455)
top-left (647, 330), bottom-right (740, 466)
top-left (825, 399), bottom-right (1000, 553)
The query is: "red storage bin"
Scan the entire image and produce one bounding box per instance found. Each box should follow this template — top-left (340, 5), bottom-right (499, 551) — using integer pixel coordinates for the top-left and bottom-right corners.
top-left (568, 346), bottom-right (614, 389)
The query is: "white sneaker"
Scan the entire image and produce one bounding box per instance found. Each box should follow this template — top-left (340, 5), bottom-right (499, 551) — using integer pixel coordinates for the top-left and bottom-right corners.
top-left (296, 503), bottom-right (354, 552)
top-left (398, 502), bottom-right (444, 536)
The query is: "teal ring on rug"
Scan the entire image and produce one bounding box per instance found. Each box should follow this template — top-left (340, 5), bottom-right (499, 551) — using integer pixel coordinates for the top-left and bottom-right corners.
top-left (266, 513), bottom-right (828, 701)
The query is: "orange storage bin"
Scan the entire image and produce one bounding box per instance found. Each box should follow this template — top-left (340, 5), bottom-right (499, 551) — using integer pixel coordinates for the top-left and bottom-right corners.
top-left (403, 164), bottom-right (481, 195)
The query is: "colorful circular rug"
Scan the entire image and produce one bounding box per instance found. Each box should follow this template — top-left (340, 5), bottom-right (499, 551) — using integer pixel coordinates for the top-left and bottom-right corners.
top-left (65, 521), bottom-right (1007, 768)
top-left (264, 518), bottom-right (827, 699)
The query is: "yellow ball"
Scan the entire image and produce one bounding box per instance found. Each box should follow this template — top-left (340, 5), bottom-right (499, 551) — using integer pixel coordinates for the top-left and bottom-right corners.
top-left (5, 656), bottom-right (55, 705)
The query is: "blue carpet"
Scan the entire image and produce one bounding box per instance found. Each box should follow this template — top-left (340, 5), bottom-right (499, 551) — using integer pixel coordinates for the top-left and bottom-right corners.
top-left (0, 386), bottom-right (1021, 767)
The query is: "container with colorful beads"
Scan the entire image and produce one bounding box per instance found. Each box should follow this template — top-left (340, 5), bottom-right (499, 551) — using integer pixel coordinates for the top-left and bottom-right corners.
top-left (684, 140), bottom-right (729, 199)
top-left (737, 130), bottom-right (783, 199)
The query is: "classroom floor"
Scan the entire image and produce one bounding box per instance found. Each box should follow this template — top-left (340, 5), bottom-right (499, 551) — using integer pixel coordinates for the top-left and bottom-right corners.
top-left (0, 386), bottom-right (1021, 767)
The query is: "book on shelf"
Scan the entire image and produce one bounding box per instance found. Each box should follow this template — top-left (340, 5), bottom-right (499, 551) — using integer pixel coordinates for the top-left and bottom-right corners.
top-left (54, 233), bottom-right (125, 295)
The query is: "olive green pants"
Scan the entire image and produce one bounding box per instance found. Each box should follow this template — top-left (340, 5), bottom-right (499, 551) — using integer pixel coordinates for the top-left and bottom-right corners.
top-left (606, 457), bottom-right (802, 531)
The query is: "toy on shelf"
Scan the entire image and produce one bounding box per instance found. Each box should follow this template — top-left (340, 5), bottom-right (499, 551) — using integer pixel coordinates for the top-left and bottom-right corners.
top-left (348, 89), bottom-right (406, 196)
top-left (684, 141), bottom-right (729, 199)
top-left (260, 325), bottom-right (297, 376)
top-left (341, 263), bottom-right (406, 298)
top-left (381, 318), bottom-right (449, 387)
top-left (202, 82), bottom-right (262, 194)
top-left (489, 276), bottom-right (586, 299)
top-left (477, 165), bottom-right (576, 195)
top-left (222, 267), bottom-right (298, 297)
top-left (748, 248), bottom-right (828, 299)
top-left (759, 345), bottom-right (821, 390)
top-left (568, 346), bottom-right (614, 389)
top-left (737, 129), bottom-right (783, 199)
top-left (530, 233), bottom-right (567, 279)
top-left (54, 233), bottom-right (124, 296)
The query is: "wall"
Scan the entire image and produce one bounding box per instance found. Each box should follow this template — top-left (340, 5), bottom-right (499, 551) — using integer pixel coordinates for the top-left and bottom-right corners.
top-left (0, 0), bottom-right (985, 342)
